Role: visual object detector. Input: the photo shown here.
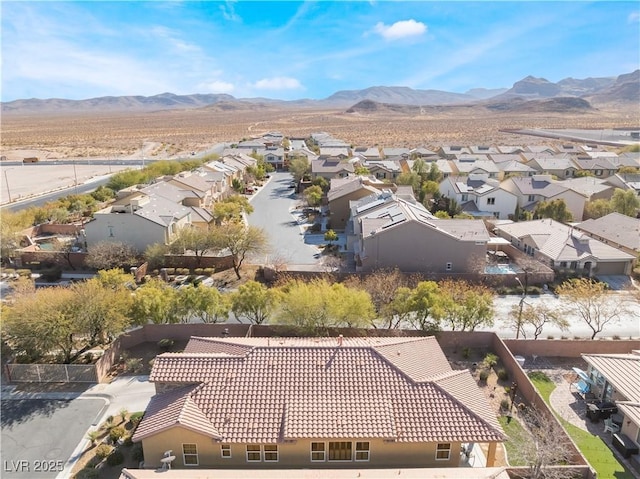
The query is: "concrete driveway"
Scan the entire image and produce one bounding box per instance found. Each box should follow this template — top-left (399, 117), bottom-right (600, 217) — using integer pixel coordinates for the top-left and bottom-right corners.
top-left (1, 398), bottom-right (105, 479)
top-left (247, 171), bottom-right (324, 265)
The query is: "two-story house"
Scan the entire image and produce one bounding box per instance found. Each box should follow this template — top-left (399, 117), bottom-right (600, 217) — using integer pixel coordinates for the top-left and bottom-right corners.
top-left (439, 175), bottom-right (518, 220)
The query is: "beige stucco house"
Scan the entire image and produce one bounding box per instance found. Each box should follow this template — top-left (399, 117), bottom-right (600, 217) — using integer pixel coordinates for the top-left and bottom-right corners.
top-left (327, 177), bottom-right (386, 230)
top-left (132, 336), bottom-right (505, 470)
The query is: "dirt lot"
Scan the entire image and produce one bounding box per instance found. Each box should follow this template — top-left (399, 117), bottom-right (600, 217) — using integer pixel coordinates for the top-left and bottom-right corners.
top-left (2, 105), bottom-right (637, 161)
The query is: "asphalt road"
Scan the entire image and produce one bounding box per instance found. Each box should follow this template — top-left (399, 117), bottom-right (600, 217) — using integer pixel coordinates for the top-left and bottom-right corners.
top-left (0, 398), bottom-right (105, 479)
top-left (247, 171), bottom-right (323, 265)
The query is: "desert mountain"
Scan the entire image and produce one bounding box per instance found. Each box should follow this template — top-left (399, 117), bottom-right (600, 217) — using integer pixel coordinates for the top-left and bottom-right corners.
top-left (1, 71), bottom-right (635, 113)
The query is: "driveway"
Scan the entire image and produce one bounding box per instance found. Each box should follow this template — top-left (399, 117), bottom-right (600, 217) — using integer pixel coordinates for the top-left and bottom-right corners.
top-left (1, 398), bottom-right (105, 478)
top-left (247, 171), bottom-right (324, 265)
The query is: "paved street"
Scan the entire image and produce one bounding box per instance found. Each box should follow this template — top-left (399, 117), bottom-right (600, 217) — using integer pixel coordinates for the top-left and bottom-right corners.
top-left (247, 171), bottom-right (324, 265)
top-left (1, 398), bottom-right (104, 479)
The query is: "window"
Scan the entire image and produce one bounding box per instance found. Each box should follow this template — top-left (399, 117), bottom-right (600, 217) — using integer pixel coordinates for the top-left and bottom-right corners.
top-left (446, 262), bottom-right (453, 271)
top-left (328, 441), bottom-right (352, 461)
top-left (311, 442), bottom-right (325, 461)
top-left (461, 194), bottom-right (468, 202)
top-left (560, 261), bottom-right (567, 268)
top-left (182, 443), bottom-right (198, 466)
top-left (221, 444), bottom-right (231, 458)
top-left (436, 443), bottom-right (451, 460)
top-left (246, 445), bottom-right (261, 462)
top-left (595, 169), bottom-right (602, 176)
top-left (527, 195), bottom-right (535, 202)
top-left (487, 197), bottom-right (496, 205)
top-left (355, 442), bottom-right (370, 461)
top-left (264, 445), bottom-right (278, 462)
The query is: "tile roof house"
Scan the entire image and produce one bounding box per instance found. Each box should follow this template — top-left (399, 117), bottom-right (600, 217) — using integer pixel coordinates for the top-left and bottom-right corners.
top-left (365, 160), bottom-right (402, 181)
top-left (605, 173), bottom-right (640, 197)
top-left (575, 213), bottom-right (640, 258)
top-left (349, 195), bottom-right (490, 273)
top-left (450, 159), bottom-right (499, 179)
top-left (493, 219), bottom-right (636, 275)
top-left (571, 157), bottom-right (619, 178)
top-left (500, 175), bottom-right (587, 221)
top-left (561, 177), bottom-right (616, 203)
top-left (133, 336), bottom-right (505, 470)
top-left (582, 352), bottom-right (640, 454)
top-left (525, 156), bottom-right (577, 179)
top-left (311, 158), bottom-right (355, 181)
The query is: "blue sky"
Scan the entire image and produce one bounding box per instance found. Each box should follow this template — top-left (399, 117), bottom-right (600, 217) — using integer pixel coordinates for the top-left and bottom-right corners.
top-left (2, 1), bottom-right (639, 102)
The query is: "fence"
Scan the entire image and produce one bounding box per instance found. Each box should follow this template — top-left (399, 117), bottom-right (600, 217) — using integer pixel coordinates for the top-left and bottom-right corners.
top-left (5, 363), bottom-right (98, 383)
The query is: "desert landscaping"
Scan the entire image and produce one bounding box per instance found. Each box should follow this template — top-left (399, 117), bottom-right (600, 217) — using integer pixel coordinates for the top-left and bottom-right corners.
top-left (2, 103), bottom-right (638, 162)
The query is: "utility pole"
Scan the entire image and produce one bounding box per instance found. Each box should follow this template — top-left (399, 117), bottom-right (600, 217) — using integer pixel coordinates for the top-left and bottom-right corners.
top-left (515, 276), bottom-right (526, 339)
top-left (4, 168), bottom-right (12, 203)
top-left (73, 160), bottom-right (79, 195)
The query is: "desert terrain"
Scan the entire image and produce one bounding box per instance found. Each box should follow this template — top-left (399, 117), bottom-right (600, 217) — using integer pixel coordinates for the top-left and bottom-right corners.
top-left (1, 103), bottom-right (639, 161)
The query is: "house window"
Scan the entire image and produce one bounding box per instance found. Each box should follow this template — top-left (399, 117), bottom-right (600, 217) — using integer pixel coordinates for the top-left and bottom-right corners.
top-left (311, 442), bottom-right (326, 461)
top-left (461, 194), bottom-right (468, 202)
top-left (221, 444), bottom-right (231, 458)
top-left (595, 169), bottom-right (602, 176)
top-left (560, 261), bottom-right (567, 268)
top-left (182, 443), bottom-right (198, 466)
top-left (487, 197), bottom-right (496, 205)
top-left (246, 445), bottom-right (261, 462)
top-left (328, 441), bottom-right (352, 461)
top-left (493, 212), bottom-right (500, 219)
top-left (570, 261), bottom-right (577, 270)
top-left (446, 262), bottom-right (453, 271)
top-left (436, 443), bottom-right (451, 460)
top-left (355, 442), bottom-right (370, 461)
top-left (264, 445), bottom-right (278, 462)
top-left (527, 195), bottom-right (535, 202)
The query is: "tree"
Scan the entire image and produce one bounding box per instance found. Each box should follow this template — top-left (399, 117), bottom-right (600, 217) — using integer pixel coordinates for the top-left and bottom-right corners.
top-left (556, 278), bottom-right (626, 339)
top-left (231, 178), bottom-right (244, 192)
top-left (85, 241), bottom-right (138, 271)
top-left (324, 229), bottom-right (338, 245)
top-left (610, 188), bottom-right (640, 217)
top-left (311, 176), bottom-right (329, 192)
top-left (407, 280), bottom-right (440, 331)
top-left (507, 407), bottom-right (575, 479)
top-left (230, 280), bottom-right (278, 325)
top-left (380, 286), bottom-right (415, 329)
top-left (274, 279), bottom-right (374, 330)
top-left (343, 268), bottom-right (411, 320)
top-left (395, 171), bottom-right (421, 192)
top-left (533, 199), bottom-right (573, 223)
top-left (213, 195), bottom-right (254, 224)
top-left (584, 198), bottom-right (612, 219)
top-left (213, 224), bottom-right (269, 279)
top-left (169, 227), bottom-right (219, 268)
top-left (175, 284), bottom-right (230, 324)
top-left (354, 166), bottom-right (370, 175)
top-left (144, 243), bottom-right (170, 270)
top-left (507, 302), bottom-right (569, 339)
top-left (130, 278), bottom-right (179, 324)
top-left (303, 185), bottom-right (323, 207)
top-left (289, 157), bottom-right (310, 183)
top-left (431, 279), bottom-right (494, 331)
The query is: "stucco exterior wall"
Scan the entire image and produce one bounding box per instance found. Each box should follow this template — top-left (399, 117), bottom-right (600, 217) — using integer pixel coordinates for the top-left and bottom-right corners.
top-left (85, 214), bottom-right (168, 252)
top-left (360, 221), bottom-right (486, 273)
top-left (329, 189), bottom-right (380, 231)
top-left (141, 428), bottom-right (463, 469)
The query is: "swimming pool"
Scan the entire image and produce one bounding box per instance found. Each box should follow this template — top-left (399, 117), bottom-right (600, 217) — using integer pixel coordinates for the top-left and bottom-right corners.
top-left (485, 264), bottom-right (522, 274)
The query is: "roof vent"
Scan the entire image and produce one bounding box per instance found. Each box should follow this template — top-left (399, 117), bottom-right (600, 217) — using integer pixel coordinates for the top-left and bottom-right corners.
top-left (337, 335), bottom-right (343, 347)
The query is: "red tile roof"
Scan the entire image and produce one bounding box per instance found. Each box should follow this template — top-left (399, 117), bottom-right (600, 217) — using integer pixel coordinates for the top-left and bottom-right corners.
top-left (136, 337), bottom-right (505, 444)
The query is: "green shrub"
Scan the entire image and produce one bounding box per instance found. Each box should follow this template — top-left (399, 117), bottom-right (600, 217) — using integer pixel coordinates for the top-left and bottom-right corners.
top-left (16, 269), bottom-right (31, 277)
top-left (203, 268), bottom-right (214, 275)
top-left (106, 450), bottom-right (124, 466)
top-left (500, 399), bottom-right (510, 411)
top-left (479, 370), bottom-right (489, 382)
top-left (109, 426), bottom-right (126, 443)
top-left (95, 444), bottom-right (113, 459)
top-left (125, 358), bottom-right (143, 373)
top-left (132, 443), bottom-right (144, 462)
top-left (194, 268), bottom-right (204, 275)
top-left (483, 353), bottom-right (498, 368)
top-left (158, 339), bottom-right (174, 351)
top-left (497, 368), bottom-right (509, 381)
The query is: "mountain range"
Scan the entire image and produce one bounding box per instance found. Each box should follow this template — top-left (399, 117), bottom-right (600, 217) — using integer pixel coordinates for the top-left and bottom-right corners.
top-left (2, 70), bottom-right (638, 114)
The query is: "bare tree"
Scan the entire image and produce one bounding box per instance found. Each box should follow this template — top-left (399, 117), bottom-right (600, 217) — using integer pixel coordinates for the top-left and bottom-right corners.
top-left (508, 407), bottom-right (576, 479)
top-left (85, 241), bottom-right (139, 271)
top-left (505, 302), bottom-right (569, 339)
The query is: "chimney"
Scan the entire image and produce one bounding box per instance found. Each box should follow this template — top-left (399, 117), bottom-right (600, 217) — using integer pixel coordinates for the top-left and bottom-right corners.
top-left (337, 335), bottom-right (343, 347)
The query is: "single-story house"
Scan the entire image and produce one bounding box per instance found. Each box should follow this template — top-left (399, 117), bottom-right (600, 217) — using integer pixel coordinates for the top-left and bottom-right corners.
top-left (132, 336), bottom-right (505, 470)
top-left (575, 213), bottom-right (640, 259)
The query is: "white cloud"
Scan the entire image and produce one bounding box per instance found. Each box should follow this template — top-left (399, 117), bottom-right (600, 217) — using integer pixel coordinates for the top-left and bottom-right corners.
top-left (199, 80), bottom-right (235, 94)
top-left (253, 77), bottom-right (303, 90)
top-left (628, 11), bottom-right (640, 23)
top-left (374, 19), bottom-right (427, 40)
